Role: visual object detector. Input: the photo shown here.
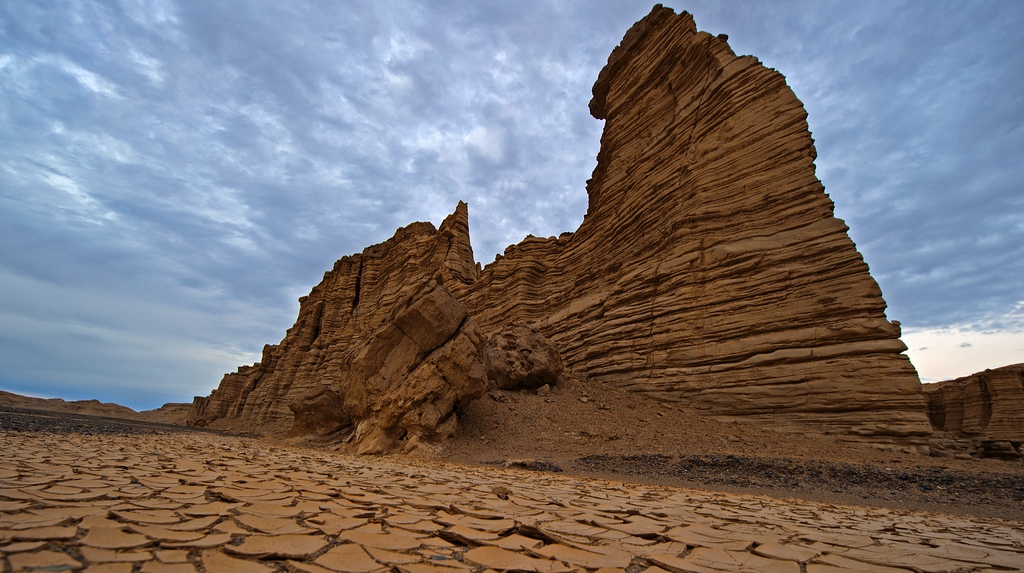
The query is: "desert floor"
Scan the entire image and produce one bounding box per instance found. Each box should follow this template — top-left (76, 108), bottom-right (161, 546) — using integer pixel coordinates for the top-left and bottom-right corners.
top-left (1, 407), bottom-right (1022, 573)
top-left (444, 376), bottom-right (1024, 522)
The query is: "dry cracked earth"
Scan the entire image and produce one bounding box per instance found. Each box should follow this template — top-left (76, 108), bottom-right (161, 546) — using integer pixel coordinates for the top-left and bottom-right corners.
top-left (1, 409), bottom-right (1023, 573)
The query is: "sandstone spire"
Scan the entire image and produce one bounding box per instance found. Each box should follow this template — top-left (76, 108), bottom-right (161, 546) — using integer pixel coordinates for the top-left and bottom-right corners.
top-left (458, 5), bottom-right (931, 443)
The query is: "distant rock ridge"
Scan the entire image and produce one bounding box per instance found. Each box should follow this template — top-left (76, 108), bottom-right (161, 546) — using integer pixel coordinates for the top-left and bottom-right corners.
top-left (925, 363), bottom-right (1024, 459)
top-left (189, 5), bottom-right (933, 450)
top-left (0, 390), bottom-right (189, 425)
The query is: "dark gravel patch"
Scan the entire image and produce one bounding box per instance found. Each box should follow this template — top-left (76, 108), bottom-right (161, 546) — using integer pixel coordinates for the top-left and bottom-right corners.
top-left (574, 453), bottom-right (1024, 521)
top-left (479, 458), bottom-right (565, 472)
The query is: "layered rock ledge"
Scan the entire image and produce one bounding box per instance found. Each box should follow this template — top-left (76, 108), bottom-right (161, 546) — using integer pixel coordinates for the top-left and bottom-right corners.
top-left (925, 363), bottom-right (1024, 459)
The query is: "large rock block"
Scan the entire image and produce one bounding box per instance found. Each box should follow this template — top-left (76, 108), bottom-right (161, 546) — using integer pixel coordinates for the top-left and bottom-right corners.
top-left (278, 283), bottom-right (486, 454)
top-left (342, 282), bottom-right (486, 454)
top-left (483, 325), bottom-right (563, 390)
top-left (287, 388), bottom-right (348, 438)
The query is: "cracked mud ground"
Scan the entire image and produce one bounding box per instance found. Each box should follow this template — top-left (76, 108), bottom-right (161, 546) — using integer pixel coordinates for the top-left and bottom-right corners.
top-left (1, 409), bottom-right (1022, 573)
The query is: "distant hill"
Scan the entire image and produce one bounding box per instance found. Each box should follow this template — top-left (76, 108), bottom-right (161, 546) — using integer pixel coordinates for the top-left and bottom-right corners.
top-left (0, 390), bottom-right (189, 425)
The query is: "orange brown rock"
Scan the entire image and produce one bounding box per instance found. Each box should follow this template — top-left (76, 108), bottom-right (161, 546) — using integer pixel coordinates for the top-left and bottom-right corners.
top-left (925, 363), bottom-right (1024, 458)
top-left (457, 5), bottom-right (929, 443)
top-left (189, 206), bottom-right (485, 454)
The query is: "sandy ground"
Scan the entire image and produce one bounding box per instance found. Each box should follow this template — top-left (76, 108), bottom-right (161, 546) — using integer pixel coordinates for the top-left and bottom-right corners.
top-left (443, 376), bottom-right (1024, 521)
top-left (0, 414), bottom-right (1021, 573)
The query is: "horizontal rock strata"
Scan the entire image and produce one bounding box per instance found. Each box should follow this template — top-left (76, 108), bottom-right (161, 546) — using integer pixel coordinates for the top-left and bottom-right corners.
top-left (925, 363), bottom-right (1024, 458)
top-left (190, 6), bottom-right (933, 447)
top-left (454, 6), bottom-right (930, 442)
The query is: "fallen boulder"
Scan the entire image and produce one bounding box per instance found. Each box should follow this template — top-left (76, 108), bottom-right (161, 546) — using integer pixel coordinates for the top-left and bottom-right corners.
top-left (483, 325), bottom-right (564, 390)
top-left (287, 388), bottom-right (349, 438)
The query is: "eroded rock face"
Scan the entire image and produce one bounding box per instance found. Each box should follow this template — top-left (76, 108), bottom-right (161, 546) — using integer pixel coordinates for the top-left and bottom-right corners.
top-left (190, 7), bottom-right (935, 449)
top-left (925, 363), bottom-right (1024, 458)
top-left (453, 6), bottom-right (930, 443)
top-left (483, 325), bottom-right (564, 390)
top-left (188, 204), bottom-right (483, 453)
top-left (287, 388), bottom-right (348, 438)
top-left (187, 365), bottom-right (254, 427)
top-left (279, 282), bottom-right (487, 453)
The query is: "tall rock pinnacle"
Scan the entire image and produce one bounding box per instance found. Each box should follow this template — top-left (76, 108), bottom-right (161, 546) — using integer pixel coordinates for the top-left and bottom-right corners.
top-left (459, 5), bottom-right (931, 443)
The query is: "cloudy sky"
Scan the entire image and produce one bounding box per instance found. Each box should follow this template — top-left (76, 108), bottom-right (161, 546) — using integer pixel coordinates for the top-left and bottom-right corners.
top-left (2, 1), bottom-right (1022, 410)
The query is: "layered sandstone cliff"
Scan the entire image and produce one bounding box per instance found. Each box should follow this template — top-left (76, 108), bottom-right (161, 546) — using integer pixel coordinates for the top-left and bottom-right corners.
top-left (925, 364), bottom-right (1024, 458)
top-left (190, 6), bottom-right (933, 448)
top-left (453, 6), bottom-right (930, 442)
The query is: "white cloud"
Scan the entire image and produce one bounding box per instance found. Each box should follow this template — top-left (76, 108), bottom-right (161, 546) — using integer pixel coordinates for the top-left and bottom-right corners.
top-left (129, 49), bottom-right (165, 84)
top-left (904, 327), bottom-right (1024, 383)
top-left (31, 158), bottom-right (117, 226)
top-left (116, 0), bottom-right (180, 28)
top-left (51, 55), bottom-right (121, 98)
top-left (463, 125), bottom-right (504, 163)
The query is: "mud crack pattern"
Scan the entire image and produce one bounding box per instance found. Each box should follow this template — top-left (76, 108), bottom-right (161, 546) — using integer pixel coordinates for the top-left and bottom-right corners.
top-left (1, 429), bottom-right (1022, 572)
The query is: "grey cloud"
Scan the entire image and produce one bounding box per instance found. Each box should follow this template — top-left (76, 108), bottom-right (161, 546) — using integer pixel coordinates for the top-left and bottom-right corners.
top-left (1, 0), bottom-right (1022, 408)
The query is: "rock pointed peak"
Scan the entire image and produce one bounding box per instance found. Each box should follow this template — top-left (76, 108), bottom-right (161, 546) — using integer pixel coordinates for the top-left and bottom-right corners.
top-left (438, 201), bottom-right (478, 285)
top-left (590, 5), bottom-right (694, 120)
top-left (439, 200), bottom-right (470, 235)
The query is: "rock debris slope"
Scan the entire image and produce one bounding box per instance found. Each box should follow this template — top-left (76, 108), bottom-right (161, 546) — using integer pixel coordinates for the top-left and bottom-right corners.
top-left (190, 6), bottom-right (932, 449)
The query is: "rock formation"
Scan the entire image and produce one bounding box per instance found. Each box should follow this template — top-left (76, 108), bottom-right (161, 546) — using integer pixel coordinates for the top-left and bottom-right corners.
top-left (330, 281), bottom-right (487, 454)
top-left (924, 363), bottom-right (1024, 459)
top-left (190, 5), bottom-right (934, 449)
top-left (189, 205), bottom-right (485, 454)
top-left (483, 325), bottom-right (564, 391)
top-left (452, 5), bottom-right (930, 443)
